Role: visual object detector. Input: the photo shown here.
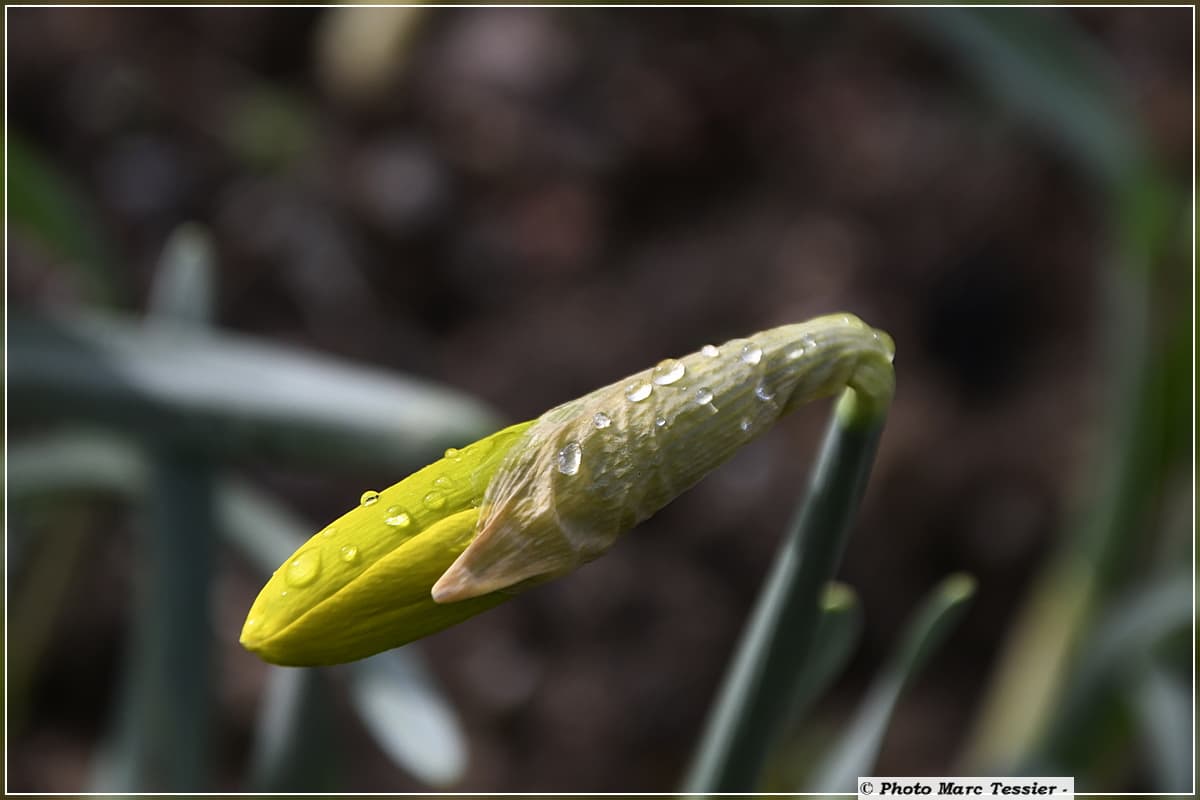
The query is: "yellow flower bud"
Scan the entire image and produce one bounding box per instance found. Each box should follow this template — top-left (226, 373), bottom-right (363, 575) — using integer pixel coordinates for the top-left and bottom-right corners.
top-left (241, 314), bottom-right (895, 666)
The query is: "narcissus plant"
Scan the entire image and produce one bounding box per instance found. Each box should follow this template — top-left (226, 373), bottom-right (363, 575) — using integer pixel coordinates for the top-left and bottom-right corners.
top-left (240, 313), bottom-right (895, 666)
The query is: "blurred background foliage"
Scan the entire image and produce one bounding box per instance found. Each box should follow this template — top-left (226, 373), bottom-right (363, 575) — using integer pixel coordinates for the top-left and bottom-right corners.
top-left (6, 5), bottom-right (1193, 793)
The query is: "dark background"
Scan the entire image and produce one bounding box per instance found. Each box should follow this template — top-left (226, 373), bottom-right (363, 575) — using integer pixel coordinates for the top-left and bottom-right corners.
top-left (6, 6), bottom-right (1193, 792)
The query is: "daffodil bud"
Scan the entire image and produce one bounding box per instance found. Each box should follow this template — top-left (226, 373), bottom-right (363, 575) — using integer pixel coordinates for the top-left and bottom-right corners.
top-left (241, 314), bottom-right (894, 666)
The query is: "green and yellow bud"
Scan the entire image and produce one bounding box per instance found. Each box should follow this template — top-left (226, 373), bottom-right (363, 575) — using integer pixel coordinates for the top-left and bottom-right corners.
top-left (241, 314), bottom-right (895, 666)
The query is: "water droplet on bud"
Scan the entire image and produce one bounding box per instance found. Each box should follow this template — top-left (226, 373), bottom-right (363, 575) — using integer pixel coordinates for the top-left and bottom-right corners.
top-left (286, 550), bottom-right (321, 587)
top-left (625, 380), bottom-right (653, 402)
top-left (651, 358), bottom-right (686, 385)
top-left (384, 505), bottom-right (412, 527)
top-left (557, 441), bottom-right (582, 475)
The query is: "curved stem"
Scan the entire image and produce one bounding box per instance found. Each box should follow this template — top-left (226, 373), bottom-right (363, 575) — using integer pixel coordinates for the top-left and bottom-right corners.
top-left (684, 385), bottom-right (890, 793)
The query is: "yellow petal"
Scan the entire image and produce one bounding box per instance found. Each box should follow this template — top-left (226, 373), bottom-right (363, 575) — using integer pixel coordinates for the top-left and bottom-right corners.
top-left (240, 421), bottom-right (532, 666)
top-left (241, 508), bottom-right (506, 665)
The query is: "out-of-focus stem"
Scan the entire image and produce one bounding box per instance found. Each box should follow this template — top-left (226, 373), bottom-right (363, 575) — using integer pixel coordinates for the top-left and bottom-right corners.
top-left (962, 168), bottom-right (1171, 771)
top-left (811, 573), bottom-right (976, 793)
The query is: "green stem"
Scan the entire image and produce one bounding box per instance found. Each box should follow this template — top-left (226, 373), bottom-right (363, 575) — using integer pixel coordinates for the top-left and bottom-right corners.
top-left (786, 582), bottom-right (863, 725)
top-left (811, 573), bottom-right (976, 793)
top-left (94, 454), bottom-right (215, 791)
top-left (93, 225), bottom-right (220, 792)
top-left (683, 387), bottom-right (889, 793)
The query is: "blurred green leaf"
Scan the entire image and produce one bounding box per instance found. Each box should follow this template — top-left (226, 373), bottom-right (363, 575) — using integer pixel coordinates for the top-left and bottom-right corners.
top-left (344, 650), bottom-right (468, 787)
top-left (921, 8), bottom-right (1184, 774)
top-left (5, 428), bottom-right (384, 570)
top-left (7, 429), bottom-right (473, 787)
top-left (7, 429), bottom-right (148, 499)
top-left (1032, 571), bottom-right (1191, 775)
top-left (146, 224), bottom-right (217, 327)
top-left (1129, 660), bottom-right (1190, 792)
top-left (810, 573), bottom-right (976, 793)
top-left (249, 667), bottom-right (339, 792)
top-left (915, 7), bottom-right (1144, 186)
top-left (8, 310), bottom-right (505, 471)
top-left (7, 129), bottom-right (124, 306)
top-left (95, 234), bottom-right (222, 791)
top-left (1078, 573), bottom-right (1190, 680)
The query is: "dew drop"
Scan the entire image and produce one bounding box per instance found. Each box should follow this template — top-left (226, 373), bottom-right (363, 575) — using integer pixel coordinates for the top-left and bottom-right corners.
top-left (320, 526), bottom-right (337, 538)
top-left (285, 549), bottom-right (321, 587)
top-left (444, 447), bottom-right (461, 459)
top-left (740, 418), bottom-right (753, 432)
top-left (360, 490), bottom-right (380, 507)
top-left (246, 618), bottom-right (257, 626)
top-left (740, 343), bottom-right (763, 365)
top-left (340, 545), bottom-right (358, 563)
top-left (556, 441), bottom-right (582, 475)
top-left (423, 491), bottom-right (446, 511)
top-left (701, 344), bottom-right (720, 358)
top-left (803, 333), bottom-right (818, 351)
top-left (625, 380), bottom-right (653, 402)
top-left (695, 387), bottom-right (714, 405)
top-left (655, 415), bottom-right (668, 428)
top-left (434, 475), bottom-right (455, 490)
top-left (755, 383), bottom-right (776, 402)
top-left (280, 590), bottom-right (288, 597)
top-left (384, 505), bottom-right (412, 528)
top-left (651, 358), bottom-right (686, 385)
top-left (593, 412), bottom-right (612, 429)
top-left (787, 345), bottom-right (805, 360)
